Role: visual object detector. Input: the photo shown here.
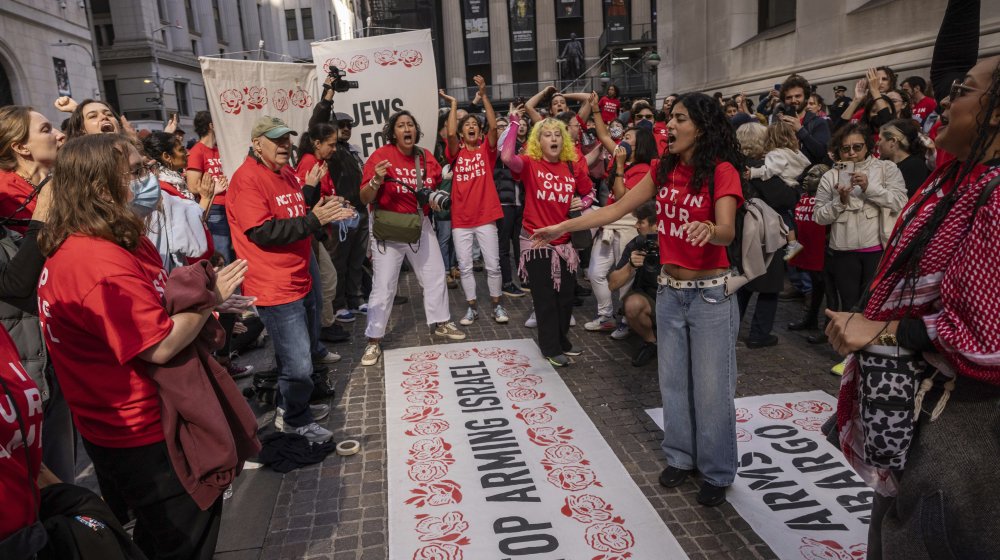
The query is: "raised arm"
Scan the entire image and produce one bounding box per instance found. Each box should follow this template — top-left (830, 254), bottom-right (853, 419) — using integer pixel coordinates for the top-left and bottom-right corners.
top-left (525, 86), bottom-right (555, 124)
top-left (563, 92), bottom-right (593, 121)
top-left (499, 113), bottom-right (526, 174)
top-left (475, 75), bottom-right (499, 149)
top-left (531, 172), bottom-right (657, 245)
top-left (588, 92), bottom-right (618, 153)
top-left (438, 90), bottom-right (460, 158)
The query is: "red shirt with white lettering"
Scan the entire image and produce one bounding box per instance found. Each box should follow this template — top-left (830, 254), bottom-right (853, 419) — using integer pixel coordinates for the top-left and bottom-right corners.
top-left (789, 193), bottom-right (826, 271)
top-left (187, 142), bottom-right (226, 206)
top-left (598, 96), bottom-right (621, 124)
top-left (295, 153), bottom-right (335, 197)
top-left (655, 161), bottom-right (744, 269)
top-left (911, 96), bottom-right (937, 125)
top-left (451, 142), bottom-right (503, 228)
top-left (227, 157), bottom-right (313, 306)
top-left (653, 122), bottom-right (669, 155)
top-left (607, 162), bottom-right (651, 204)
top-left (0, 327), bottom-right (43, 541)
top-left (362, 144), bottom-right (442, 215)
top-left (0, 171), bottom-right (36, 234)
top-left (515, 156), bottom-right (593, 245)
top-left (38, 236), bottom-right (171, 448)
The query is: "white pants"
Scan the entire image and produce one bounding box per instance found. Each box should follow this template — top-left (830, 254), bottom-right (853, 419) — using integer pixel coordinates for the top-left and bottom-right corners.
top-left (588, 229), bottom-right (637, 317)
top-left (454, 223), bottom-right (502, 302)
top-left (365, 216), bottom-right (451, 339)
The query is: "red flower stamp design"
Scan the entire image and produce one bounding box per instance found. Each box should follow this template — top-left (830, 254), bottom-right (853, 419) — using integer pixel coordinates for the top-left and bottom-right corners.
top-left (737, 427), bottom-right (752, 442)
top-left (798, 537), bottom-right (866, 560)
top-left (473, 346), bottom-right (506, 358)
top-left (507, 388), bottom-right (543, 402)
top-left (407, 351), bottom-right (441, 362)
top-left (323, 57), bottom-right (346, 74)
top-left (443, 349), bottom-right (471, 360)
top-left (496, 365), bottom-right (528, 378)
top-left (406, 480), bottom-right (463, 508)
top-left (272, 90), bottom-right (289, 112)
top-left (398, 49), bottom-right (423, 67)
top-left (374, 49), bottom-right (397, 66)
top-left (794, 400), bottom-right (834, 414)
top-left (585, 522), bottom-right (635, 554)
top-left (735, 407), bottom-right (752, 423)
top-left (506, 375), bottom-right (543, 389)
top-left (290, 86), bottom-right (312, 108)
top-left (219, 89), bottom-right (244, 115)
top-left (546, 465), bottom-right (600, 491)
top-left (401, 406), bottom-right (442, 423)
top-left (411, 543), bottom-right (462, 560)
top-left (348, 55), bottom-right (369, 73)
top-left (527, 426), bottom-right (574, 446)
top-left (759, 403), bottom-right (794, 420)
top-left (513, 403), bottom-right (557, 425)
top-left (561, 494), bottom-right (614, 524)
top-left (407, 362), bottom-right (439, 374)
top-left (408, 437), bottom-right (452, 462)
top-left (498, 352), bottom-right (530, 366)
top-left (402, 375), bottom-right (439, 392)
top-left (408, 460), bottom-right (449, 483)
top-left (793, 417), bottom-right (825, 432)
top-left (414, 511), bottom-right (470, 544)
top-left (406, 419), bottom-right (450, 437)
top-left (406, 391), bottom-right (443, 406)
top-left (243, 86), bottom-right (267, 110)
top-left (541, 444), bottom-right (587, 467)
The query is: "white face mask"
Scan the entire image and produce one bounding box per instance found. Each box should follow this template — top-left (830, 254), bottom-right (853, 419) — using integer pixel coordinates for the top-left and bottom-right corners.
top-left (130, 172), bottom-right (161, 217)
top-left (610, 126), bottom-right (624, 140)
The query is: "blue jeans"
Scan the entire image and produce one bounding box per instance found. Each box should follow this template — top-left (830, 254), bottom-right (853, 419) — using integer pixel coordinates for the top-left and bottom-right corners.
top-left (257, 289), bottom-right (323, 428)
top-left (655, 279), bottom-right (739, 486)
top-left (434, 218), bottom-right (455, 270)
top-left (206, 205), bottom-right (234, 262)
top-left (307, 254), bottom-right (327, 357)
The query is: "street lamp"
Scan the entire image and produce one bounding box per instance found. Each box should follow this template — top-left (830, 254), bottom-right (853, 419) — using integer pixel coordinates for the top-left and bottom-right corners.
top-left (50, 40), bottom-right (103, 100)
top-left (644, 51), bottom-right (661, 68)
top-left (150, 23), bottom-right (183, 122)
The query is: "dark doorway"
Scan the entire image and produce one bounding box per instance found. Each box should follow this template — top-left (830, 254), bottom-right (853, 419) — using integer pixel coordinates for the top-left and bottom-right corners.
top-left (0, 61), bottom-right (14, 107)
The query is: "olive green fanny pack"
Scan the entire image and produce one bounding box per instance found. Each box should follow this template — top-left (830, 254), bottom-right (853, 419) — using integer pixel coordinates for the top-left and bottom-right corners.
top-left (372, 152), bottom-right (424, 244)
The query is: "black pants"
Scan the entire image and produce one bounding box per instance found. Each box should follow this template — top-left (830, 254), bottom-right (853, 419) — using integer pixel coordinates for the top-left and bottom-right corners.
top-left (328, 220), bottom-right (369, 310)
top-left (496, 205), bottom-right (522, 285)
top-left (803, 269), bottom-right (828, 324)
top-left (828, 249), bottom-right (882, 312)
top-left (525, 253), bottom-right (576, 357)
top-left (83, 439), bottom-right (222, 560)
top-left (737, 290), bottom-right (778, 341)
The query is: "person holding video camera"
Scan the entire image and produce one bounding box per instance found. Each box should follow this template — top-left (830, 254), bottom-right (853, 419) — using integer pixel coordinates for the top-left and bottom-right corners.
top-left (606, 201), bottom-right (659, 366)
top-left (358, 110), bottom-right (466, 367)
top-left (775, 74), bottom-right (832, 165)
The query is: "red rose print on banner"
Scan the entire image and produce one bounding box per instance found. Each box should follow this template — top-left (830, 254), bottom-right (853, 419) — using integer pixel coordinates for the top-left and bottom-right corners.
top-left (272, 90), bottom-right (289, 112)
top-left (407, 362), bottom-right (439, 375)
top-left (408, 437), bottom-right (453, 462)
top-left (735, 407), bottom-right (752, 423)
top-left (402, 375), bottom-right (440, 392)
top-left (443, 349), bottom-right (471, 360)
top-left (243, 86), bottom-right (267, 110)
top-left (290, 86), bottom-right (312, 108)
top-left (585, 522), bottom-right (635, 554)
top-left (506, 374), bottom-right (543, 389)
top-left (794, 400), bottom-right (834, 414)
top-left (793, 417), bottom-right (825, 432)
top-left (759, 403), bottom-right (794, 420)
top-left (546, 465), bottom-right (601, 491)
top-left (398, 49), bottom-right (423, 67)
top-left (513, 403), bottom-right (557, 425)
top-left (401, 406), bottom-right (442, 423)
top-left (527, 426), bottom-right (574, 446)
top-left (412, 543), bottom-right (462, 560)
top-left (798, 537), bottom-right (866, 560)
top-left (406, 419), bottom-right (450, 437)
top-left (374, 49), bottom-right (397, 66)
top-left (507, 388), bottom-right (544, 402)
top-left (348, 55), bottom-right (369, 73)
top-left (414, 511), bottom-right (470, 544)
top-left (219, 89), bottom-right (244, 115)
top-left (496, 366), bottom-right (528, 378)
top-left (323, 57), bottom-right (347, 74)
top-left (406, 390), bottom-right (443, 406)
top-left (408, 460), bottom-right (449, 482)
top-left (561, 494), bottom-right (614, 524)
top-left (542, 444), bottom-right (587, 467)
top-left (499, 352), bottom-right (530, 366)
top-left (473, 346), bottom-right (507, 358)
top-left (406, 480), bottom-right (463, 508)
top-left (407, 351), bottom-right (441, 362)
top-left (737, 427), bottom-right (752, 442)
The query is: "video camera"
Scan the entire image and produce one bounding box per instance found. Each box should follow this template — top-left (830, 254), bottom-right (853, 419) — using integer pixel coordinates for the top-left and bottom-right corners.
top-left (328, 66), bottom-right (359, 93)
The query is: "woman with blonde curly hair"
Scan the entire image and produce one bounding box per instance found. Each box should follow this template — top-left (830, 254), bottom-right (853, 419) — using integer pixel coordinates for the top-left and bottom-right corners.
top-left (499, 117), bottom-right (592, 366)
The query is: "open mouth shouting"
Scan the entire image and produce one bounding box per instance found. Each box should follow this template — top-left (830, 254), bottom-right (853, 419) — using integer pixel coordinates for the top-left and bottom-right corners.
top-left (100, 120), bottom-right (117, 133)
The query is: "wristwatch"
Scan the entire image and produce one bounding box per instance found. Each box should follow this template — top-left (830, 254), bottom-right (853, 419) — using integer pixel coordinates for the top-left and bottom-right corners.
top-left (878, 331), bottom-right (898, 346)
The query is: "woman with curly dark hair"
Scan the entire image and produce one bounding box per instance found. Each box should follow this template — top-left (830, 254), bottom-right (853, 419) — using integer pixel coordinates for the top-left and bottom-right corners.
top-left (531, 93), bottom-right (744, 507)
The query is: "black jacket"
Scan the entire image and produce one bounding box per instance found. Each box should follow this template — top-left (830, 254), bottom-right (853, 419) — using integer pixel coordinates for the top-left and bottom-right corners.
top-left (796, 112), bottom-right (832, 166)
top-left (309, 99), bottom-right (366, 215)
top-left (495, 138), bottom-right (523, 206)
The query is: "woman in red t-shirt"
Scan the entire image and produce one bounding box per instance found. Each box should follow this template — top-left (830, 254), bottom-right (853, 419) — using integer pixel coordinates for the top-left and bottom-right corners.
top-left (598, 84), bottom-right (621, 124)
top-left (531, 93), bottom-right (744, 507)
top-left (787, 163), bottom-right (831, 332)
top-left (440, 76), bottom-right (507, 326)
top-left (0, 106), bottom-right (63, 234)
top-left (499, 116), bottom-right (593, 367)
top-left (36, 133), bottom-right (248, 559)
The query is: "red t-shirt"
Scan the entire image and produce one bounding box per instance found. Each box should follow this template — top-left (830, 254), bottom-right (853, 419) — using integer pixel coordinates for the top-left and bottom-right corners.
top-left (517, 156), bottom-right (593, 245)
top-left (655, 161), bottom-right (744, 270)
top-left (187, 142), bottom-right (226, 206)
top-left (227, 157), bottom-right (313, 306)
top-left (911, 96), bottom-right (937, 125)
top-left (653, 122), bottom-right (669, 155)
top-left (362, 145), bottom-right (442, 215)
top-left (598, 96), bottom-right (621, 124)
top-left (451, 142), bottom-right (503, 228)
top-left (295, 153), bottom-right (335, 198)
top-left (0, 171), bottom-right (36, 234)
top-left (789, 193), bottom-right (826, 271)
top-left (0, 327), bottom-right (43, 541)
top-left (607, 162), bottom-right (651, 204)
top-left (38, 236), bottom-right (171, 448)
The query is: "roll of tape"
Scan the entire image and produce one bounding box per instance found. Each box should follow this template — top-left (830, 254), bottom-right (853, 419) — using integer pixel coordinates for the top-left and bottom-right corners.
top-left (336, 439), bottom-right (360, 456)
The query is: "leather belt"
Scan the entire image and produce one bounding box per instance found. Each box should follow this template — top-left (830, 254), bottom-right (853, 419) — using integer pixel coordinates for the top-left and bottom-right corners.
top-left (657, 270), bottom-right (730, 290)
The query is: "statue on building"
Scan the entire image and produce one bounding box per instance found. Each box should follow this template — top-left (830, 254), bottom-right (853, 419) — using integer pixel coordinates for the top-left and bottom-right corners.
top-left (560, 33), bottom-right (584, 80)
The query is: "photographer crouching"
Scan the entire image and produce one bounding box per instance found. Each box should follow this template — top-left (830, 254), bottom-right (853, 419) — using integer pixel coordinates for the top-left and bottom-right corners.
top-left (607, 201), bottom-right (659, 366)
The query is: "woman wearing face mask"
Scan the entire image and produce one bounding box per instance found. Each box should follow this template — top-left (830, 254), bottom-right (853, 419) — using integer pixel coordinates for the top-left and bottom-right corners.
top-left (530, 93), bottom-right (744, 507)
top-left (359, 110), bottom-right (466, 367)
top-left (833, 67), bottom-right (897, 131)
top-left (37, 133), bottom-right (249, 559)
top-left (499, 117), bottom-right (593, 367)
top-left (878, 119), bottom-right (930, 198)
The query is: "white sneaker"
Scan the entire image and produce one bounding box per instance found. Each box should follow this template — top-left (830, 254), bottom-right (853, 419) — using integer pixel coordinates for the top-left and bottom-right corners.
top-left (570, 314), bottom-right (576, 327)
top-left (610, 320), bottom-right (630, 340)
top-left (283, 421), bottom-right (334, 444)
top-left (361, 342), bottom-right (382, 366)
top-left (525, 312), bottom-right (537, 328)
top-left (356, 302), bottom-right (369, 314)
top-left (493, 305), bottom-right (509, 323)
top-left (274, 404), bottom-right (330, 431)
top-left (459, 307), bottom-right (479, 326)
top-left (784, 240), bottom-right (804, 262)
top-left (314, 351), bottom-right (341, 364)
top-left (584, 315), bottom-right (616, 331)
top-left (433, 321), bottom-right (467, 340)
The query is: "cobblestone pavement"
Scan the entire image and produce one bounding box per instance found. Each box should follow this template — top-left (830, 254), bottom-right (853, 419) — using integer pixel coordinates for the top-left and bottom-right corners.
top-left (220, 265), bottom-right (845, 560)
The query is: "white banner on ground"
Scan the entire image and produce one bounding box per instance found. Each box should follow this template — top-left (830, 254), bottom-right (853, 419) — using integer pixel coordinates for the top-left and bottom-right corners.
top-left (199, 57), bottom-right (319, 179)
top-left (386, 339), bottom-right (688, 560)
top-left (311, 29), bottom-right (437, 160)
top-left (647, 391), bottom-right (871, 560)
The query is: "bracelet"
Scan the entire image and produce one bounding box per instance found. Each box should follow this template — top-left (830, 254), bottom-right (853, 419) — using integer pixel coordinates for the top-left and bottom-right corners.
top-left (703, 220), bottom-right (716, 239)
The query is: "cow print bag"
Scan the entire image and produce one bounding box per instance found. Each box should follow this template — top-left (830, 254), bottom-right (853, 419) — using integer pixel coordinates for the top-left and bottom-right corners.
top-left (856, 346), bottom-right (936, 470)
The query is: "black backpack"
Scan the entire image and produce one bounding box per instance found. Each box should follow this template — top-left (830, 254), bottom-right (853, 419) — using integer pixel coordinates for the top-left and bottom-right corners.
top-left (246, 365), bottom-right (336, 407)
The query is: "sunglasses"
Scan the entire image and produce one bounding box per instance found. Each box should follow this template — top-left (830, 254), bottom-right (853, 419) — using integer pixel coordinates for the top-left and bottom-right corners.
top-left (839, 142), bottom-right (866, 154)
top-left (949, 79), bottom-right (982, 102)
top-left (636, 113), bottom-right (654, 120)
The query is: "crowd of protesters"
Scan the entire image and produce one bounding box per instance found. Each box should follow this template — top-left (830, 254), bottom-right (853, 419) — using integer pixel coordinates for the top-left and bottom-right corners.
top-left (1, 0), bottom-right (998, 557)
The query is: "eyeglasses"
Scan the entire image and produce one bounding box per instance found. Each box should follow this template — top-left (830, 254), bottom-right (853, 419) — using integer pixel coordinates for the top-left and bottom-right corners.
top-left (124, 165), bottom-right (151, 183)
top-left (949, 79), bottom-right (982, 102)
top-left (636, 114), bottom-right (654, 121)
top-left (839, 143), bottom-right (866, 155)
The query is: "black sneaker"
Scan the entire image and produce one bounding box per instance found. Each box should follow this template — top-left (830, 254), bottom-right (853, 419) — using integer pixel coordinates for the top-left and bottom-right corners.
top-left (696, 481), bottom-right (727, 507)
top-left (746, 334), bottom-right (779, 349)
top-left (576, 285), bottom-right (593, 297)
top-left (631, 342), bottom-right (657, 367)
top-left (394, 295), bottom-right (409, 305)
top-left (658, 466), bottom-right (694, 488)
top-left (564, 348), bottom-right (583, 357)
top-left (546, 354), bottom-right (571, 368)
top-left (502, 283), bottom-right (526, 297)
top-left (320, 324), bottom-right (350, 343)
top-left (520, 281), bottom-right (532, 293)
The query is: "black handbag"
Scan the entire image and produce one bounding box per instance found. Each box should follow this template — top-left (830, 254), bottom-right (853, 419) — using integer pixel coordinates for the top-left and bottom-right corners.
top-left (372, 151), bottom-right (424, 244)
top-left (565, 162), bottom-right (594, 251)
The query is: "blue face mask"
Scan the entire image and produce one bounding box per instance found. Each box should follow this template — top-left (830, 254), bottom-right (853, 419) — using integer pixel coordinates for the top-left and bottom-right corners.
top-left (338, 209), bottom-right (361, 241)
top-left (130, 172), bottom-right (161, 217)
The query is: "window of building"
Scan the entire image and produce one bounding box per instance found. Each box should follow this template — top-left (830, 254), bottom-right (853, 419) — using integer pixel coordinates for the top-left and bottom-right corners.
top-left (103, 79), bottom-right (119, 110)
top-left (285, 9), bottom-right (299, 41)
top-left (185, 0), bottom-right (198, 32)
top-left (191, 39), bottom-right (199, 55)
top-left (213, 0), bottom-right (224, 40)
top-left (175, 81), bottom-right (190, 116)
top-left (156, 0), bottom-right (167, 21)
top-left (94, 25), bottom-right (104, 47)
top-left (92, 0), bottom-right (110, 14)
top-left (758, 0), bottom-right (795, 32)
top-left (104, 24), bottom-right (115, 46)
top-left (301, 8), bottom-right (315, 40)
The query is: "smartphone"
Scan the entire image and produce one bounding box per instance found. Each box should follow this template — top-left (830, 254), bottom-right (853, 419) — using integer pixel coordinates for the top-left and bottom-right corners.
top-left (782, 104), bottom-right (797, 117)
top-left (834, 162), bottom-right (855, 190)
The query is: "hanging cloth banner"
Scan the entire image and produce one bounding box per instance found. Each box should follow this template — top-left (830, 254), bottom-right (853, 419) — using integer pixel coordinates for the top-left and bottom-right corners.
top-left (199, 57), bottom-right (318, 179)
top-left (311, 29), bottom-right (438, 160)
